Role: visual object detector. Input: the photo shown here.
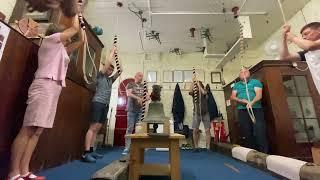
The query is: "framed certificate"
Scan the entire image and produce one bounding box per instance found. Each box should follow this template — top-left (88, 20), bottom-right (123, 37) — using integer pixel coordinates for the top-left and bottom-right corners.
top-left (173, 70), bottom-right (183, 82)
top-left (211, 72), bottom-right (222, 84)
top-left (184, 70), bottom-right (193, 82)
top-left (147, 71), bottom-right (157, 82)
top-left (163, 71), bottom-right (173, 82)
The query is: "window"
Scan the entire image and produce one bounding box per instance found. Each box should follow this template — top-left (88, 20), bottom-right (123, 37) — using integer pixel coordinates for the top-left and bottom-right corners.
top-left (184, 71), bottom-right (193, 82)
top-left (147, 71), bottom-right (157, 82)
top-left (282, 75), bottom-right (320, 143)
top-left (163, 71), bottom-right (173, 82)
top-left (173, 71), bottom-right (183, 82)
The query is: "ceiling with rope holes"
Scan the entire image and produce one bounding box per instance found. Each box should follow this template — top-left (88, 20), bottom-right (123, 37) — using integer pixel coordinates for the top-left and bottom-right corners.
top-left (84, 0), bottom-right (310, 55)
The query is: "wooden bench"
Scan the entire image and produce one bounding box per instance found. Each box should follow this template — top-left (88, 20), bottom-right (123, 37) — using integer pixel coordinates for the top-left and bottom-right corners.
top-left (91, 156), bottom-right (129, 180)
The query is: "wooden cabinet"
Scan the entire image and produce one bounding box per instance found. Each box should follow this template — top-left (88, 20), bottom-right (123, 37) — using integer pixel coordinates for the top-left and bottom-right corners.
top-left (224, 60), bottom-right (320, 161)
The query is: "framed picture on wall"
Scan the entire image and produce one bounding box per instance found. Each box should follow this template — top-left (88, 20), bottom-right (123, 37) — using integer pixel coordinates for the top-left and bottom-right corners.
top-left (211, 72), bottom-right (222, 84)
top-left (24, 10), bottom-right (52, 22)
top-left (184, 70), bottom-right (193, 82)
top-left (173, 70), bottom-right (183, 82)
top-left (147, 71), bottom-right (157, 82)
top-left (163, 71), bottom-right (173, 82)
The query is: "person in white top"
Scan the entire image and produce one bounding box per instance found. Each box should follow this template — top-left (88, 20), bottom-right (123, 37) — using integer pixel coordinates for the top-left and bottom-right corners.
top-left (280, 22), bottom-right (320, 95)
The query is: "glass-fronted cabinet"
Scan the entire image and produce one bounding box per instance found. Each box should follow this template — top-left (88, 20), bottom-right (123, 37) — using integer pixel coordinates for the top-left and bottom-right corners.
top-left (283, 75), bottom-right (320, 143)
top-left (224, 60), bottom-right (320, 160)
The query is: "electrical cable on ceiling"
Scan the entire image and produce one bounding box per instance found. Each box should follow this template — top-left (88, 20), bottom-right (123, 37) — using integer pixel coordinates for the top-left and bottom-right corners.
top-left (128, 3), bottom-right (147, 28)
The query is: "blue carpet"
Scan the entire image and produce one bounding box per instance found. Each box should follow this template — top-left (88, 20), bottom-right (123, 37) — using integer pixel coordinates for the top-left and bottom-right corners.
top-left (39, 148), bottom-right (277, 180)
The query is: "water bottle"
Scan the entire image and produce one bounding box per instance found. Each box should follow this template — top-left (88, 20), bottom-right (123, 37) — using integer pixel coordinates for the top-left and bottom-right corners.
top-left (136, 122), bottom-right (143, 134)
top-left (169, 119), bottom-right (174, 134)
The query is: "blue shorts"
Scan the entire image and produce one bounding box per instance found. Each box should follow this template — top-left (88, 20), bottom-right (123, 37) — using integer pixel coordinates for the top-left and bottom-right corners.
top-left (90, 102), bottom-right (109, 124)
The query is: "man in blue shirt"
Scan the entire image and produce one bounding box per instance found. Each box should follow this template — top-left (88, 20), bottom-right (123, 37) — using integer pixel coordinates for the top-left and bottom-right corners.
top-left (82, 47), bottom-right (122, 162)
top-left (230, 68), bottom-right (268, 153)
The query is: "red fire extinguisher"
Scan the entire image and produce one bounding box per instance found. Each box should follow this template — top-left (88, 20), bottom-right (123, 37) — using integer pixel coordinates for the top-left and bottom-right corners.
top-left (212, 120), bottom-right (228, 143)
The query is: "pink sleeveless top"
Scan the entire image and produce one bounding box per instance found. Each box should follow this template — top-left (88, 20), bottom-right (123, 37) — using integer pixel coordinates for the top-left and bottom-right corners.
top-left (35, 33), bottom-right (70, 87)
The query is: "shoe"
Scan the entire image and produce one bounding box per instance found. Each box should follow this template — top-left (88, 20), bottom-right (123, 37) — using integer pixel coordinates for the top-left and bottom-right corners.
top-left (7, 174), bottom-right (24, 180)
top-left (192, 148), bottom-right (200, 153)
top-left (91, 151), bottom-right (104, 159)
top-left (122, 148), bottom-right (129, 155)
top-left (200, 148), bottom-right (210, 152)
top-left (82, 153), bottom-right (96, 163)
top-left (21, 173), bottom-right (45, 180)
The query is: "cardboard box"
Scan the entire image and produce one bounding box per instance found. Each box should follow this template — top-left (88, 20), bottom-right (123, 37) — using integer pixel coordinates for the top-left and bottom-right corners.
top-left (312, 146), bottom-right (320, 165)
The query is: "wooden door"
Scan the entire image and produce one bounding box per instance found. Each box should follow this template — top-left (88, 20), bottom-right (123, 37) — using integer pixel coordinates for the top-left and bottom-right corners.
top-left (113, 78), bottom-right (134, 146)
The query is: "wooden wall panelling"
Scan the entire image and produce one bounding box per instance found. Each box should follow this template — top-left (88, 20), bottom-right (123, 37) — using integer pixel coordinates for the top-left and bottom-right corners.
top-left (263, 67), bottom-right (297, 156)
top-left (0, 22), bottom-right (39, 178)
top-left (0, 20), bottom-right (98, 178)
top-left (60, 17), bottom-right (104, 91)
top-left (224, 85), bottom-right (239, 144)
top-left (259, 68), bottom-right (278, 155)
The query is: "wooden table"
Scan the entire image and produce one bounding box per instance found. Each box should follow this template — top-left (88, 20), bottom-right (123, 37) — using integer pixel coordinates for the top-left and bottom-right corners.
top-left (126, 133), bottom-right (185, 180)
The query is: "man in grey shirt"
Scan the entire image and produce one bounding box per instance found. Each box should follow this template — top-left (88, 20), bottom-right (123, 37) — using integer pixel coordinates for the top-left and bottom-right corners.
top-left (83, 47), bottom-right (122, 162)
top-left (189, 81), bottom-right (211, 152)
top-left (122, 72), bottom-right (148, 155)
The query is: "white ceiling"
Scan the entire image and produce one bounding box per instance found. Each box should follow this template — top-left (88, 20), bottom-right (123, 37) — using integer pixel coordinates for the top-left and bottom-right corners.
top-left (84, 0), bottom-right (310, 54)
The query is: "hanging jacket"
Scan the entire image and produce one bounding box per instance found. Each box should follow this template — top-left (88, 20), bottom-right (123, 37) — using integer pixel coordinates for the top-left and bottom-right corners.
top-left (172, 83), bottom-right (185, 123)
top-left (206, 84), bottom-right (219, 120)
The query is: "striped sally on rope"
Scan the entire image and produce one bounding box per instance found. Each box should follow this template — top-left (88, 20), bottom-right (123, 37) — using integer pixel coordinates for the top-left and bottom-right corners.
top-left (192, 67), bottom-right (198, 103)
top-left (238, 19), bottom-right (245, 61)
top-left (140, 80), bottom-right (148, 121)
top-left (113, 35), bottom-right (122, 74)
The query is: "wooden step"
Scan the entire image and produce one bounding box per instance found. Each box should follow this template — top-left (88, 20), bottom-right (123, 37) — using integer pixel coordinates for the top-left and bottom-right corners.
top-left (91, 156), bottom-right (129, 180)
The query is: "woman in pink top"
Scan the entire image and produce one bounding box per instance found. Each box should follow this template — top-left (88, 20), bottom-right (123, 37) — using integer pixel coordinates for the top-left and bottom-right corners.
top-left (7, 14), bottom-right (82, 180)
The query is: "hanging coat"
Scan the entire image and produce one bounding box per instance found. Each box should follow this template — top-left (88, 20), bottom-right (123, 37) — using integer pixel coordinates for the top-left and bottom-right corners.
top-left (206, 84), bottom-right (219, 120)
top-left (172, 83), bottom-right (185, 123)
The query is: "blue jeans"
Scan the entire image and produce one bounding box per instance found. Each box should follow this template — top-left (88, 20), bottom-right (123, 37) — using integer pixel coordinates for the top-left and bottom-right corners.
top-left (238, 108), bottom-right (269, 153)
top-left (125, 111), bottom-right (141, 149)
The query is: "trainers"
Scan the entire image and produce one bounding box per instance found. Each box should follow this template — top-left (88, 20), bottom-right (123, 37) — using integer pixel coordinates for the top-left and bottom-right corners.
top-left (21, 173), bottom-right (45, 180)
top-left (91, 152), bottom-right (104, 159)
top-left (82, 153), bottom-right (96, 163)
top-left (122, 148), bottom-right (129, 155)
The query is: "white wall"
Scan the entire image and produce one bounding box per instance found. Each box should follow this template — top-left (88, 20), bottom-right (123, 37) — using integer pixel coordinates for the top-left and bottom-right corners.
top-left (104, 0), bottom-right (320, 146)
top-left (222, 0), bottom-right (320, 83)
top-left (105, 52), bottom-right (228, 147)
top-left (0, 0), bottom-right (16, 22)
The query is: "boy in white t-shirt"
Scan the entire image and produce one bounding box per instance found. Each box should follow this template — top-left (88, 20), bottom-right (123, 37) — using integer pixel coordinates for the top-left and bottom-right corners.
top-left (280, 22), bottom-right (320, 94)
